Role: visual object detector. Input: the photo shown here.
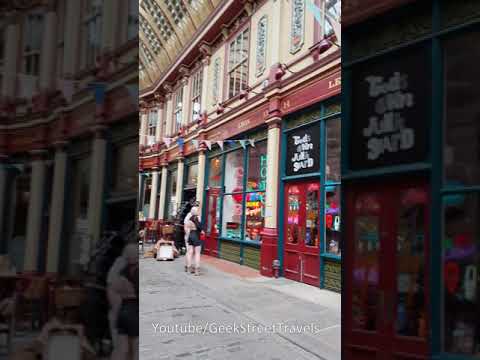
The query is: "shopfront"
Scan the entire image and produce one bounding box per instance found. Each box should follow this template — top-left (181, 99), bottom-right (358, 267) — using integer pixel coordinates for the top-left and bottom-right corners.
top-left (204, 130), bottom-right (268, 270)
top-left (280, 101), bottom-right (341, 290)
top-left (343, 1), bottom-right (480, 359)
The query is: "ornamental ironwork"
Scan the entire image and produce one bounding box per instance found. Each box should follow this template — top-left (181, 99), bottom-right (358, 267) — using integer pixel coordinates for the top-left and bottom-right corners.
top-left (290, 0), bottom-right (305, 54)
top-left (256, 16), bottom-right (268, 77)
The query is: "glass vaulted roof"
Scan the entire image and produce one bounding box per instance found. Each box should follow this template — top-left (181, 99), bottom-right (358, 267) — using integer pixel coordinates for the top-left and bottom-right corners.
top-left (139, 0), bottom-right (218, 90)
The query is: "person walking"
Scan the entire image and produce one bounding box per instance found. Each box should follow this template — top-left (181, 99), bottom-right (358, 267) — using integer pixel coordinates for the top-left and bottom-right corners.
top-left (184, 206), bottom-right (203, 275)
top-left (109, 243), bottom-right (139, 360)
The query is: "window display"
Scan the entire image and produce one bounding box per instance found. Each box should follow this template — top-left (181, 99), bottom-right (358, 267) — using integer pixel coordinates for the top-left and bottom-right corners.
top-left (247, 142), bottom-right (267, 191)
top-left (244, 191), bottom-right (265, 242)
top-left (287, 186), bottom-right (301, 244)
top-left (305, 183), bottom-right (320, 247)
top-left (221, 195), bottom-right (243, 240)
top-left (326, 119), bottom-right (341, 182)
top-left (224, 149), bottom-right (244, 193)
top-left (444, 31), bottom-right (480, 186)
top-left (443, 193), bottom-right (480, 355)
top-left (325, 185), bottom-right (341, 255)
top-left (208, 156), bottom-right (222, 187)
top-left (186, 163), bottom-right (198, 187)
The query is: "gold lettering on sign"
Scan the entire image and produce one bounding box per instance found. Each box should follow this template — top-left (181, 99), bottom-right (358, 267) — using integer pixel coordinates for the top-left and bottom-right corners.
top-left (238, 119), bottom-right (250, 129)
top-left (282, 100), bottom-right (291, 110)
top-left (328, 77), bottom-right (341, 89)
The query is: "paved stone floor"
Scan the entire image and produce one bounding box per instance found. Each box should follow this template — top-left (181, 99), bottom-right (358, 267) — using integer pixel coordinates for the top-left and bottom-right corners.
top-left (140, 254), bottom-right (341, 360)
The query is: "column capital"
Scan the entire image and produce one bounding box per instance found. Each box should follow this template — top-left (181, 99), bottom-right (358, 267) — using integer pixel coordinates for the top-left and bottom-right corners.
top-left (90, 124), bottom-right (108, 139)
top-left (29, 149), bottom-right (48, 161)
top-left (266, 116), bottom-right (282, 129)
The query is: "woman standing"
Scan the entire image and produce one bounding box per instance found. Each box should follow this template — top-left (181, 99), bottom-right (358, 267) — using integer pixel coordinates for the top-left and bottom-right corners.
top-left (184, 206), bottom-right (203, 275)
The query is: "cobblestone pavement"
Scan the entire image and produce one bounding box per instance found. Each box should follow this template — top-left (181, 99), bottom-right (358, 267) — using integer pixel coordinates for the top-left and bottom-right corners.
top-left (140, 255), bottom-right (340, 360)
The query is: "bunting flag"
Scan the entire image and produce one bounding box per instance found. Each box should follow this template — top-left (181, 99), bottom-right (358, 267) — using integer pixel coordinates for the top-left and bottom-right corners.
top-left (249, 139), bottom-right (255, 147)
top-left (204, 140), bottom-right (212, 150)
top-left (226, 140), bottom-right (235, 146)
top-left (177, 137), bottom-right (185, 150)
top-left (239, 140), bottom-right (247, 149)
top-left (192, 139), bottom-right (199, 150)
top-left (163, 137), bottom-right (173, 147)
top-left (216, 141), bottom-right (224, 151)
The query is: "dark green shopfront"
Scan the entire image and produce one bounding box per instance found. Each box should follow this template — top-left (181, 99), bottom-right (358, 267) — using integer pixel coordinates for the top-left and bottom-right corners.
top-left (342, 1), bottom-right (480, 359)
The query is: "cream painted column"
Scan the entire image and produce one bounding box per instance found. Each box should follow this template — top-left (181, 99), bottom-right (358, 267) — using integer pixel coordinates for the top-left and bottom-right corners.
top-left (175, 159), bottom-right (185, 215)
top-left (46, 142), bottom-right (68, 273)
top-left (1, 14), bottom-right (20, 98)
top-left (87, 127), bottom-right (108, 250)
top-left (155, 103), bottom-right (164, 142)
top-left (63, 0), bottom-right (82, 77)
top-left (39, 4), bottom-right (57, 91)
top-left (24, 151), bottom-right (48, 272)
top-left (196, 150), bottom-right (206, 210)
top-left (148, 171), bottom-right (160, 219)
top-left (158, 166), bottom-right (168, 220)
top-left (264, 119), bottom-right (281, 229)
top-left (270, 0), bottom-right (284, 66)
top-left (140, 110), bottom-right (148, 146)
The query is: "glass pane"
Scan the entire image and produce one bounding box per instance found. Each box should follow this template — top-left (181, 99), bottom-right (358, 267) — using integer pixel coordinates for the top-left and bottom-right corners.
top-left (167, 170), bottom-right (178, 217)
top-left (221, 194), bottom-right (243, 240)
top-left (352, 194), bottom-right (381, 331)
top-left (206, 194), bottom-right (220, 235)
top-left (208, 156), bottom-right (222, 188)
top-left (443, 193), bottom-right (480, 355)
top-left (244, 191), bottom-right (265, 242)
top-left (395, 188), bottom-right (427, 337)
top-left (326, 119), bottom-right (341, 182)
top-left (224, 149), bottom-right (244, 193)
top-left (286, 185), bottom-right (302, 244)
top-left (305, 183), bottom-right (319, 248)
top-left (186, 163), bottom-right (198, 187)
top-left (444, 31), bottom-right (480, 186)
top-left (247, 141), bottom-right (267, 191)
top-left (325, 185), bottom-right (341, 255)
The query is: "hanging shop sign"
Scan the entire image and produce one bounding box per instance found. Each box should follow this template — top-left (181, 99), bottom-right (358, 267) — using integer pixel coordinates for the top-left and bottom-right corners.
top-left (286, 122), bottom-right (321, 177)
top-left (350, 46), bottom-right (430, 170)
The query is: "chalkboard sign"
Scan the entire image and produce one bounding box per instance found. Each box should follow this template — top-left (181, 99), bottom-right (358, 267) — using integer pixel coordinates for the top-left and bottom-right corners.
top-left (350, 46), bottom-right (430, 170)
top-left (286, 122), bottom-right (321, 177)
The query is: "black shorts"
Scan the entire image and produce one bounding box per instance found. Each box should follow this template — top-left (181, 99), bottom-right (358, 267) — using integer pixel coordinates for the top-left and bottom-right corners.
top-left (187, 231), bottom-right (202, 247)
top-left (117, 299), bottom-right (139, 337)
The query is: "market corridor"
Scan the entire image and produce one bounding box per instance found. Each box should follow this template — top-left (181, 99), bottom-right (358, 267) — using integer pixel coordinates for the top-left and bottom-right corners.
top-left (139, 255), bottom-right (340, 360)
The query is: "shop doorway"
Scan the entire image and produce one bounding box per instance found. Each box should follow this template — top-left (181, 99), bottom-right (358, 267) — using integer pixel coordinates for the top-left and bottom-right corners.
top-left (284, 181), bottom-right (321, 286)
top-left (344, 180), bottom-right (430, 360)
top-left (204, 188), bottom-right (220, 256)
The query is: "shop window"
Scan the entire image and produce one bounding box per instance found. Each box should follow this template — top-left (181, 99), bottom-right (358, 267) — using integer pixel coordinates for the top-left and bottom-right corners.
top-left (186, 163), bottom-right (198, 188)
top-left (174, 86), bottom-right (183, 133)
top-left (191, 69), bottom-right (203, 123)
top-left (305, 184), bottom-right (320, 247)
top-left (221, 195), bottom-right (243, 240)
top-left (326, 119), bottom-right (341, 182)
top-left (290, 0), bottom-right (305, 54)
top-left (228, 28), bottom-right (249, 99)
top-left (442, 192), bottom-right (480, 355)
top-left (83, 0), bottom-right (102, 69)
top-left (444, 31), bottom-right (480, 186)
top-left (352, 197), bottom-right (380, 331)
top-left (396, 189), bottom-right (426, 338)
top-left (325, 185), bottom-right (341, 255)
top-left (286, 186), bottom-right (302, 244)
top-left (208, 156), bottom-right (222, 188)
top-left (206, 194), bottom-right (220, 235)
top-left (247, 142), bottom-right (267, 191)
top-left (224, 149), bottom-right (245, 193)
top-left (167, 170), bottom-right (178, 218)
top-left (244, 191), bottom-right (265, 242)
top-left (23, 11), bottom-right (44, 76)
